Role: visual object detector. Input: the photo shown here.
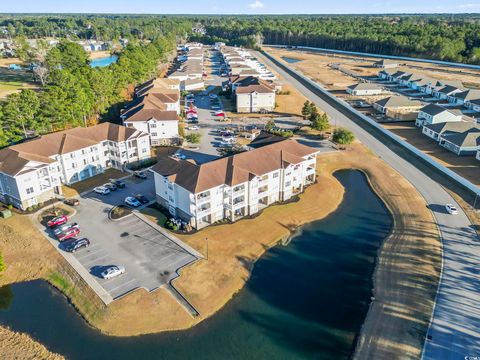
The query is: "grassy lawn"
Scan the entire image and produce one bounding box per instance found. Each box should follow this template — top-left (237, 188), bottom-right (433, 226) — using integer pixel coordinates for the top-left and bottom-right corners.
top-left (62, 168), bottom-right (128, 197)
top-left (140, 204), bottom-right (168, 227)
top-left (0, 67), bottom-right (37, 98)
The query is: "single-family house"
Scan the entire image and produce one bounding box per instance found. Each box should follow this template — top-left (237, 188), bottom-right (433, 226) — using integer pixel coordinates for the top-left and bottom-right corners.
top-left (373, 96), bottom-right (422, 114)
top-left (346, 83), bottom-right (383, 96)
top-left (374, 59), bottom-right (399, 69)
top-left (449, 89), bottom-right (480, 106)
top-left (422, 121), bottom-right (476, 142)
top-left (415, 104), bottom-right (463, 127)
top-left (439, 127), bottom-right (480, 155)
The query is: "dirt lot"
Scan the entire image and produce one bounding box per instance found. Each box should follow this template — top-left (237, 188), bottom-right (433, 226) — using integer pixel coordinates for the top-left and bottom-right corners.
top-left (265, 46), bottom-right (480, 89)
top-left (383, 122), bottom-right (479, 186)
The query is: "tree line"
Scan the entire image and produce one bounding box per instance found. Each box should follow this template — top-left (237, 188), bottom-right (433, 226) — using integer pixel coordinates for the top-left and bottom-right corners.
top-left (0, 34), bottom-right (177, 147)
top-left (193, 15), bottom-right (480, 64)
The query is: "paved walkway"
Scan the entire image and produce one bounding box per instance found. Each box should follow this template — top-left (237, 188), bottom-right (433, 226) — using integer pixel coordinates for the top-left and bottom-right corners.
top-left (256, 50), bottom-right (480, 359)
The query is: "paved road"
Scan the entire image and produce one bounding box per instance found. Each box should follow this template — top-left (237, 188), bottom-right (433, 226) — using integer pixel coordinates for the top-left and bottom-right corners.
top-left (256, 51), bottom-right (480, 359)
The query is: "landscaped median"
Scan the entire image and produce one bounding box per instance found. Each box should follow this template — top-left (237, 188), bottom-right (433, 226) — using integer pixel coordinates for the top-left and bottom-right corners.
top-left (0, 143), bottom-right (440, 345)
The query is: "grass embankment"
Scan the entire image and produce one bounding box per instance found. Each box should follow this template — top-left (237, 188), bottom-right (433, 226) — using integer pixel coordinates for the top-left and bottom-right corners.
top-left (0, 143), bottom-right (441, 350)
top-left (61, 168), bottom-right (127, 197)
top-left (0, 326), bottom-right (65, 360)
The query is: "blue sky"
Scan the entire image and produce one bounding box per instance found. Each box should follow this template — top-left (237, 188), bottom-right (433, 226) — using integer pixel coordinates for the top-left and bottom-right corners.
top-left (1, 0), bottom-right (479, 14)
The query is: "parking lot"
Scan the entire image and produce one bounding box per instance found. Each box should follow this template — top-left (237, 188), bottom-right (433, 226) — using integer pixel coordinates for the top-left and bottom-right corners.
top-left (39, 171), bottom-right (200, 303)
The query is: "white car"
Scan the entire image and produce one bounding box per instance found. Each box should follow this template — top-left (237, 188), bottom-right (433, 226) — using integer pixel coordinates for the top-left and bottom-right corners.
top-left (101, 265), bottom-right (125, 280)
top-left (125, 196), bottom-right (142, 208)
top-left (209, 93), bottom-right (218, 99)
top-left (188, 125), bottom-right (199, 131)
top-left (172, 152), bottom-right (187, 160)
top-left (94, 186), bottom-right (110, 195)
top-left (445, 204), bottom-right (458, 215)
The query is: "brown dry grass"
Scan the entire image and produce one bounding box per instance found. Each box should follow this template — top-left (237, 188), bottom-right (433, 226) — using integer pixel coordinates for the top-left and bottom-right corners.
top-left (265, 46), bottom-right (480, 89)
top-left (61, 168), bottom-right (127, 197)
top-left (275, 83), bottom-right (308, 116)
top-left (0, 326), bottom-right (64, 360)
top-left (383, 122), bottom-right (479, 186)
top-left (0, 143), bottom-right (440, 358)
top-left (88, 51), bottom-right (112, 60)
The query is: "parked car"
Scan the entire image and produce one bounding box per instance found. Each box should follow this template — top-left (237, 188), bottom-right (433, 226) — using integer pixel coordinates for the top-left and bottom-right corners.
top-left (172, 151), bottom-right (187, 160)
top-left (64, 198), bottom-right (80, 206)
top-left (53, 222), bottom-right (79, 236)
top-left (64, 238), bottom-right (90, 253)
top-left (110, 179), bottom-right (126, 188)
top-left (104, 182), bottom-right (118, 191)
top-left (94, 186), bottom-right (110, 195)
top-left (211, 104), bottom-right (221, 110)
top-left (101, 265), bottom-right (126, 280)
top-left (445, 204), bottom-right (459, 215)
top-left (134, 171), bottom-right (147, 179)
top-left (134, 194), bottom-right (149, 205)
top-left (221, 72), bottom-right (227, 77)
top-left (209, 93), bottom-right (218, 99)
top-left (125, 196), bottom-right (142, 208)
top-left (47, 215), bottom-right (68, 228)
top-left (214, 111), bottom-right (226, 117)
top-left (187, 125), bottom-right (199, 131)
top-left (56, 227), bottom-right (80, 242)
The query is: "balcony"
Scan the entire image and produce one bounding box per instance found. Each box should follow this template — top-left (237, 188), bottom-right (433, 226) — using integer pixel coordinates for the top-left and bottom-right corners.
top-left (258, 185), bottom-right (268, 195)
top-left (196, 194), bottom-right (211, 204)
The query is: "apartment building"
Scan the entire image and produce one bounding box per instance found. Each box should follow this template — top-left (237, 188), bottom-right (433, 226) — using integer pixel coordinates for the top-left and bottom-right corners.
top-left (236, 83), bottom-right (276, 113)
top-left (0, 123), bottom-right (150, 210)
top-left (152, 134), bottom-right (318, 229)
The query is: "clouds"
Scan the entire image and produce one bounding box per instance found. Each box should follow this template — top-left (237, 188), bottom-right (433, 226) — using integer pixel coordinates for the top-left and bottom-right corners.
top-left (249, 0), bottom-right (265, 9)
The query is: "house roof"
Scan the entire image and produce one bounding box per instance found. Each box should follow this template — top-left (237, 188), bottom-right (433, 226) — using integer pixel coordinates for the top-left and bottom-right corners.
top-left (453, 89), bottom-right (480, 101)
top-left (152, 136), bottom-right (317, 194)
top-left (424, 121), bottom-right (478, 135)
top-left (375, 59), bottom-right (398, 66)
top-left (347, 83), bottom-right (382, 91)
top-left (0, 123), bottom-right (147, 176)
top-left (124, 109), bottom-right (179, 122)
top-left (437, 84), bottom-right (463, 94)
top-left (441, 128), bottom-right (480, 148)
top-left (374, 96), bottom-right (420, 108)
top-left (236, 83), bottom-right (275, 94)
top-left (420, 104), bottom-right (453, 116)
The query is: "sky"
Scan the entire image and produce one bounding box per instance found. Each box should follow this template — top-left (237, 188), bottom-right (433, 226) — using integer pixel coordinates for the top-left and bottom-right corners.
top-left (0, 0), bottom-right (479, 14)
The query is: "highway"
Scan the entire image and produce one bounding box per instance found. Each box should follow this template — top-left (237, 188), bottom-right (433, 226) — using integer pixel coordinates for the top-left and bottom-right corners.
top-left (255, 51), bottom-right (480, 359)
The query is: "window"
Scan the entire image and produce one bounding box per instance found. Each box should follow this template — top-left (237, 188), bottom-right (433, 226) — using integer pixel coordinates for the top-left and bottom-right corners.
top-left (142, 148), bottom-right (147, 153)
top-left (285, 181), bottom-right (291, 187)
top-left (150, 123), bottom-right (157, 128)
top-left (83, 159), bottom-right (87, 165)
top-left (72, 163), bottom-right (77, 169)
top-left (26, 187), bottom-right (34, 194)
top-left (273, 172), bottom-right (279, 178)
top-left (151, 132), bottom-right (157, 137)
top-left (169, 196), bottom-right (174, 202)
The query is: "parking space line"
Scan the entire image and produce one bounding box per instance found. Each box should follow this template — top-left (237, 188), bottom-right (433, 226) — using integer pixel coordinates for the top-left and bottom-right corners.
top-left (75, 248), bottom-right (104, 260)
top-left (105, 279), bottom-right (137, 293)
top-left (82, 254), bottom-right (109, 266)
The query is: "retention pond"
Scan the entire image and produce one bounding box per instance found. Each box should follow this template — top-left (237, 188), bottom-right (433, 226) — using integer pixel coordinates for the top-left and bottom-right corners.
top-left (0, 170), bottom-right (392, 359)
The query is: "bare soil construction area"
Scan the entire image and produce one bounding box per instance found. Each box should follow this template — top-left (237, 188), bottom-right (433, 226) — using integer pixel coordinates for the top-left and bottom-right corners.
top-left (383, 122), bottom-right (480, 186)
top-left (265, 46), bottom-right (480, 90)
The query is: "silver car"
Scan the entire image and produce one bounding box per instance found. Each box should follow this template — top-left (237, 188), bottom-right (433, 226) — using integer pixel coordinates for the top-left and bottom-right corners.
top-left (101, 265), bottom-right (126, 280)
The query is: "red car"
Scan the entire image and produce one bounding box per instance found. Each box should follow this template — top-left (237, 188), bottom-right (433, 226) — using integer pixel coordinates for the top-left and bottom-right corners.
top-left (56, 227), bottom-right (80, 242)
top-left (47, 215), bottom-right (68, 228)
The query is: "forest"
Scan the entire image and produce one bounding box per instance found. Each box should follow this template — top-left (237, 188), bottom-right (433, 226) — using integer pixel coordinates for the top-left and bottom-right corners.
top-left (191, 15), bottom-right (480, 64)
top-left (0, 34), bottom-right (178, 147)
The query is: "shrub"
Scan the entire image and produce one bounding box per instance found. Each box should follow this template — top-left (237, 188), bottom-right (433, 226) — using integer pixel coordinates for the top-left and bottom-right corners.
top-left (7, 204), bottom-right (12, 210)
top-left (26, 206), bottom-right (32, 212)
top-left (185, 133), bottom-right (201, 144)
top-left (332, 127), bottom-right (355, 145)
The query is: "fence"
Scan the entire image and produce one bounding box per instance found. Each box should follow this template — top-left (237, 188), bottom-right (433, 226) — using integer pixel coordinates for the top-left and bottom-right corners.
top-left (261, 50), bottom-right (480, 205)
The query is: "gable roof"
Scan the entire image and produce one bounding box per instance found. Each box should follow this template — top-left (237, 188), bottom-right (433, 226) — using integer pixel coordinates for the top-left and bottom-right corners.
top-left (441, 128), bottom-right (480, 148)
top-left (424, 121), bottom-right (478, 135)
top-left (374, 96), bottom-right (420, 108)
top-left (153, 137), bottom-right (317, 194)
top-left (347, 83), bottom-right (382, 91)
top-left (0, 123), bottom-right (147, 176)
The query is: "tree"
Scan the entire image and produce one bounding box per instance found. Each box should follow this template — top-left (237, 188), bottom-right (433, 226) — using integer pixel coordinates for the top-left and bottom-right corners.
top-left (2, 90), bottom-right (40, 141)
top-left (301, 100), bottom-right (312, 119)
top-left (13, 35), bottom-right (33, 62)
top-left (311, 112), bottom-right (330, 134)
top-left (185, 133), bottom-right (201, 144)
top-left (265, 119), bottom-right (276, 131)
top-left (332, 127), bottom-right (355, 146)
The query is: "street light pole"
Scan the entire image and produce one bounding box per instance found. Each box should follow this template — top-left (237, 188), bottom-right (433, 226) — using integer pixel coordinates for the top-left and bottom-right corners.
top-left (205, 237), bottom-right (209, 261)
top-left (474, 193), bottom-right (479, 212)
